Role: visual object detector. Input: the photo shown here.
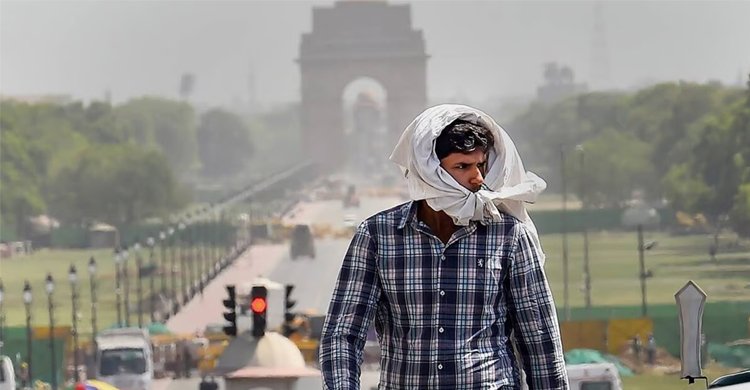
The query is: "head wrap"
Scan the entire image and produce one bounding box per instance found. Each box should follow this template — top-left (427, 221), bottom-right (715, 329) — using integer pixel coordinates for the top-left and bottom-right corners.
top-left (389, 104), bottom-right (547, 264)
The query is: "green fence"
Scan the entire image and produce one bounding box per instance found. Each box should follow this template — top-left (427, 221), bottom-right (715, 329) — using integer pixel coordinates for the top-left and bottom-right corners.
top-left (1, 326), bottom-right (68, 387)
top-left (560, 300), bottom-right (750, 357)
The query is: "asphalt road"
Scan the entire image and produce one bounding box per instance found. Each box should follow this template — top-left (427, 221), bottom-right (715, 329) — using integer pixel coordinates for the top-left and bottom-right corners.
top-left (161, 195), bottom-right (402, 389)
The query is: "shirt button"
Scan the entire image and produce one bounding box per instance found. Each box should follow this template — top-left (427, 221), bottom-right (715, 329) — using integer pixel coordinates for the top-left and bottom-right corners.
top-left (438, 364), bottom-right (444, 370)
top-left (439, 290), bottom-right (445, 296)
top-left (438, 327), bottom-right (444, 333)
top-left (440, 255), bottom-right (446, 261)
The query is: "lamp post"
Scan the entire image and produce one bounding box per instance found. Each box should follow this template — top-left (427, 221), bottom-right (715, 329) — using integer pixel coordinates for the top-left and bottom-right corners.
top-left (560, 146), bottom-right (570, 321)
top-left (88, 256), bottom-right (99, 368)
top-left (122, 245), bottom-right (131, 327)
top-left (0, 279), bottom-right (5, 347)
top-left (147, 237), bottom-right (156, 323)
top-left (69, 264), bottom-right (80, 383)
top-left (134, 241), bottom-right (144, 328)
top-left (168, 227), bottom-right (177, 314)
top-left (178, 222), bottom-right (188, 303)
top-left (576, 144), bottom-right (592, 309)
top-left (114, 248), bottom-right (123, 326)
top-left (159, 231), bottom-right (167, 298)
top-left (45, 273), bottom-right (58, 389)
top-left (637, 226), bottom-right (657, 317)
top-left (23, 280), bottom-right (33, 384)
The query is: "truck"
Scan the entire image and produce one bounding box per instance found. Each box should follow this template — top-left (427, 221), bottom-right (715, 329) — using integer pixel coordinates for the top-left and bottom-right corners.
top-left (95, 328), bottom-right (154, 390)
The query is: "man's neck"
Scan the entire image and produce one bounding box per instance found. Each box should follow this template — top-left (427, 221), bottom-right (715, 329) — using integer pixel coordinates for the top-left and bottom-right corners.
top-left (417, 200), bottom-right (458, 244)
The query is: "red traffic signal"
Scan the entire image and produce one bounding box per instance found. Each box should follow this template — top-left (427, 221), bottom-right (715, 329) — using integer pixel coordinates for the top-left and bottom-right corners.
top-left (251, 297), bottom-right (267, 314)
top-left (250, 285), bottom-right (268, 338)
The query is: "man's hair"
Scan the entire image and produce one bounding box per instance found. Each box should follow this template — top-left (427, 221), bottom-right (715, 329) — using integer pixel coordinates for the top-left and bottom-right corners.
top-left (434, 119), bottom-right (495, 160)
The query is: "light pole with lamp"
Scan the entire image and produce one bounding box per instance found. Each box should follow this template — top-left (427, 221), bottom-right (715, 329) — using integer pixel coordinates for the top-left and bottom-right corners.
top-left (0, 279), bottom-right (5, 347)
top-left (114, 248), bottom-right (123, 326)
top-left (576, 144), bottom-right (592, 309)
top-left (69, 264), bottom-right (80, 383)
top-left (159, 231), bottom-right (167, 299)
top-left (168, 227), bottom-right (177, 314)
top-left (122, 244), bottom-right (131, 327)
top-left (134, 241), bottom-right (144, 328)
top-left (178, 222), bottom-right (188, 304)
top-left (23, 280), bottom-right (33, 384)
top-left (88, 256), bottom-right (98, 372)
top-left (45, 273), bottom-right (58, 390)
top-left (147, 237), bottom-right (156, 323)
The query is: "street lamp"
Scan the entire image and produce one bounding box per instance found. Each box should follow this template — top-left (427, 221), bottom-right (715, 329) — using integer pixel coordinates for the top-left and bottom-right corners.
top-left (576, 144), bottom-right (592, 309)
top-left (134, 241), bottom-right (144, 328)
top-left (122, 244), bottom-right (131, 327)
top-left (45, 273), bottom-right (58, 389)
top-left (88, 256), bottom-right (98, 371)
top-left (69, 264), bottom-right (80, 383)
top-left (88, 257), bottom-right (98, 340)
top-left (159, 231), bottom-right (167, 298)
top-left (147, 237), bottom-right (156, 323)
top-left (23, 280), bottom-right (33, 384)
top-left (559, 146), bottom-right (571, 321)
top-left (168, 227), bottom-right (177, 315)
top-left (114, 248), bottom-right (123, 326)
top-left (178, 222), bottom-right (188, 304)
top-left (0, 279), bottom-right (5, 346)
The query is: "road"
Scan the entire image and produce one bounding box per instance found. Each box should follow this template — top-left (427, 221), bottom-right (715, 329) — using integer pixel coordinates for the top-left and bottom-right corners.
top-left (161, 194), bottom-right (402, 389)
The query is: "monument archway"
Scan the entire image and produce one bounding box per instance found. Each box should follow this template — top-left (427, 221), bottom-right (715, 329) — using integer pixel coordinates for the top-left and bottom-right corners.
top-left (298, 1), bottom-right (428, 167)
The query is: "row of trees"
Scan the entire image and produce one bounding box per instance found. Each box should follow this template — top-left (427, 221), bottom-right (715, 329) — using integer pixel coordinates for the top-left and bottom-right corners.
top-left (0, 97), bottom-right (256, 238)
top-left (507, 77), bottom-right (750, 236)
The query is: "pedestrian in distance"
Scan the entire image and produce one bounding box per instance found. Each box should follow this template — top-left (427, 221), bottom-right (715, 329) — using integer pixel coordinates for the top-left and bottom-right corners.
top-left (319, 104), bottom-right (569, 389)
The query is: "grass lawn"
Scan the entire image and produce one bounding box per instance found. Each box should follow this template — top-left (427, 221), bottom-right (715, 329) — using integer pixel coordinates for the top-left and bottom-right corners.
top-left (2, 231), bottom-right (747, 332)
top-left (1, 245), bottom-right (222, 336)
top-left (541, 231), bottom-right (750, 308)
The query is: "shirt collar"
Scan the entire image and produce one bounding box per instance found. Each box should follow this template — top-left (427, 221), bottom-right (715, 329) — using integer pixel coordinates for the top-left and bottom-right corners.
top-left (396, 201), bottom-right (418, 230)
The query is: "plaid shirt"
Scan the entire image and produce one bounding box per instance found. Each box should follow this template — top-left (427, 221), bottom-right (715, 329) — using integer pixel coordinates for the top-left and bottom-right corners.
top-left (320, 201), bottom-right (568, 390)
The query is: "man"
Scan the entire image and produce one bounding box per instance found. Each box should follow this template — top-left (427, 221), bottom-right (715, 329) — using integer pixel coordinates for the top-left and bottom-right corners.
top-left (319, 104), bottom-right (568, 389)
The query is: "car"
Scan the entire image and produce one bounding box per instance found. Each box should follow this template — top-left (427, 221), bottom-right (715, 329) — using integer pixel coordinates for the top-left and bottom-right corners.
top-left (290, 224), bottom-right (315, 259)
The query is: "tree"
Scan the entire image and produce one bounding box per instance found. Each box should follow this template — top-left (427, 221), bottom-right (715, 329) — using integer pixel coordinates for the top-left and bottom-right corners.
top-left (197, 109), bottom-right (254, 177)
top-left (0, 129), bottom-right (45, 238)
top-left (47, 144), bottom-right (190, 226)
top-left (115, 97), bottom-right (199, 176)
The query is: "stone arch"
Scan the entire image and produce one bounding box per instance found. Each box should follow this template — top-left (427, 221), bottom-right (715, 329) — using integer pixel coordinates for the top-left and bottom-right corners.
top-left (298, 1), bottom-right (428, 167)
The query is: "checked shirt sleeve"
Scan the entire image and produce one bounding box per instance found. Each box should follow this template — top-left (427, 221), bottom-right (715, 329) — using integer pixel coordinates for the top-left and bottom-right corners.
top-left (508, 224), bottom-right (569, 390)
top-left (319, 223), bottom-right (381, 390)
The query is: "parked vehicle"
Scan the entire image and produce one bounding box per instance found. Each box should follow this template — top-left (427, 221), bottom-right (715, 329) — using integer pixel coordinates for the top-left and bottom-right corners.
top-left (0, 355), bottom-right (16, 390)
top-left (96, 328), bottom-right (153, 390)
top-left (566, 362), bottom-right (623, 390)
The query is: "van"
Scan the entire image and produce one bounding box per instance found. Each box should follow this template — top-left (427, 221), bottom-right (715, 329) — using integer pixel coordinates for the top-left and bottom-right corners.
top-left (96, 328), bottom-right (154, 390)
top-left (566, 362), bottom-right (623, 390)
top-left (0, 355), bottom-right (16, 390)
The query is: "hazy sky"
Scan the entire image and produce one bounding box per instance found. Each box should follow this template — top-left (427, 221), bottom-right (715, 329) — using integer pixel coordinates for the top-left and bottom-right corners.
top-left (2, 0), bottom-right (749, 109)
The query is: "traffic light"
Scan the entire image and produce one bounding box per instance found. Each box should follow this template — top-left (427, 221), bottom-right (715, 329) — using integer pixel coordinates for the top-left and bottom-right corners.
top-left (222, 285), bottom-right (237, 336)
top-left (282, 284), bottom-right (297, 337)
top-left (250, 285), bottom-right (268, 338)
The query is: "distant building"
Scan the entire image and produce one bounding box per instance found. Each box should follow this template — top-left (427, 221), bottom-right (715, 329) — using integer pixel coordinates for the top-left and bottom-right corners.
top-left (536, 62), bottom-right (587, 104)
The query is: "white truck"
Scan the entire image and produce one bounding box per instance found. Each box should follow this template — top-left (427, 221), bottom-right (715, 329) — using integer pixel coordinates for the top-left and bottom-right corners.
top-left (95, 328), bottom-right (154, 390)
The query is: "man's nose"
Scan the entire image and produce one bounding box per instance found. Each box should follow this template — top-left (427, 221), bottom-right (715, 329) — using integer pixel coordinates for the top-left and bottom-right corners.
top-left (470, 168), bottom-right (484, 185)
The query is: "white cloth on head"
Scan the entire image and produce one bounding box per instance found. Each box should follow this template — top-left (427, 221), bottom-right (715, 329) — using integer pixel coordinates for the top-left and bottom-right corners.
top-left (389, 104), bottom-right (548, 265)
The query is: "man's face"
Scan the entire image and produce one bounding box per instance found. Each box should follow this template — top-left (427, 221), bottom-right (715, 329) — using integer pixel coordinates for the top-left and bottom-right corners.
top-left (439, 149), bottom-right (488, 192)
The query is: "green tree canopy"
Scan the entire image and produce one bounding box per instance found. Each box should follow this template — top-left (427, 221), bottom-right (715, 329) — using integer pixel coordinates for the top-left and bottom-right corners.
top-left (197, 108), bottom-right (254, 177)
